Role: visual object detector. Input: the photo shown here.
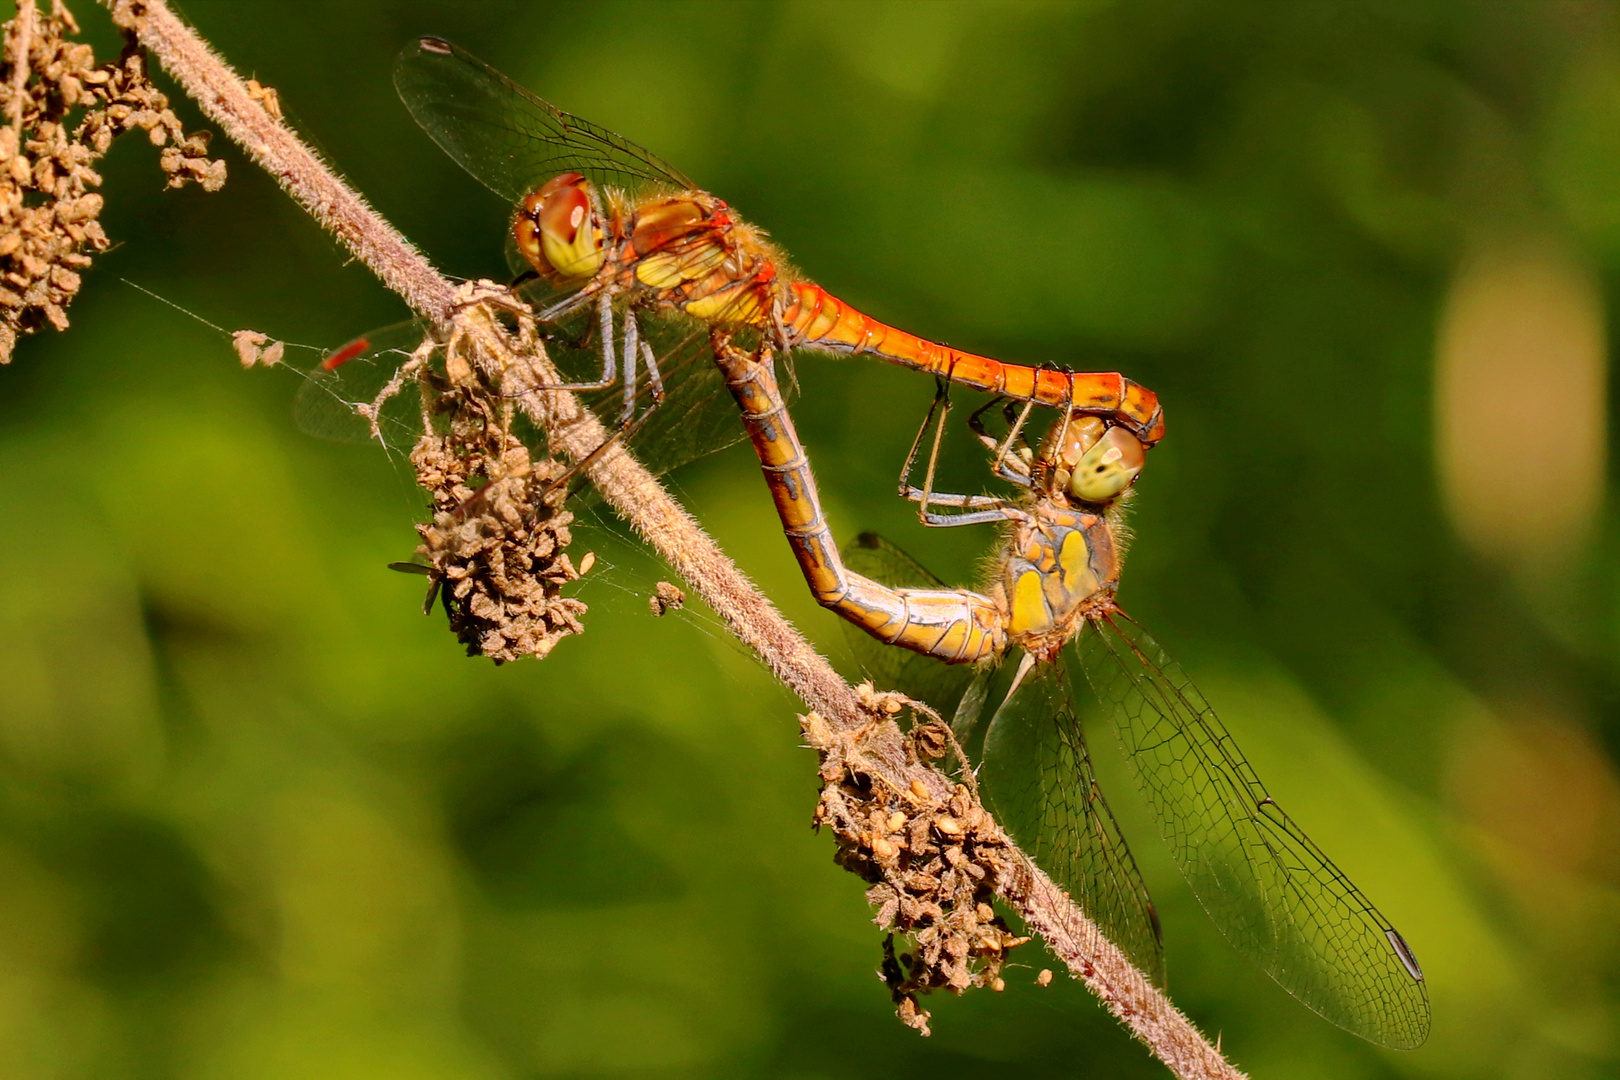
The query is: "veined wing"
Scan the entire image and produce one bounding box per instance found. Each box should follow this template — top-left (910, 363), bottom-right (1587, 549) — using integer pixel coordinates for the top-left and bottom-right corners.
top-left (394, 37), bottom-right (696, 205)
top-left (1073, 612), bottom-right (1431, 1049)
top-left (973, 653), bottom-right (1165, 984)
top-left (292, 322), bottom-right (429, 453)
top-left (294, 294), bottom-right (783, 479)
top-left (839, 532), bottom-right (978, 718)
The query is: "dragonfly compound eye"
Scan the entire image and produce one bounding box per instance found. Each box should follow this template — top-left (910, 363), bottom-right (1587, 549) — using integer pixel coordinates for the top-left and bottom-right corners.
top-left (514, 172), bottom-right (604, 281)
top-left (1069, 426), bottom-right (1146, 503)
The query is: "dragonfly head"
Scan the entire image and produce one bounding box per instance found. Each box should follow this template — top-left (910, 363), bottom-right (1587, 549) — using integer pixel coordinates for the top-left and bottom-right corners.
top-left (1038, 415), bottom-right (1147, 505)
top-left (514, 172), bottom-right (605, 281)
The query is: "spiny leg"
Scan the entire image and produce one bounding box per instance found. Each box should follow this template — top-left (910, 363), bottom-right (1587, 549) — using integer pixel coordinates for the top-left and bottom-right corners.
top-left (618, 308), bottom-right (666, 421)
top-left (640, 336), bottom-right (664, 405)
top-left (896, 381), bottom-right (1017, 525)
top-left (910, 377), bottom-right (953, 523)
top-left (531, 292), bottom-right (621, 394)
top-left (619, 303), bottom-right (639, 424)
top-left (968, 397), bottom-right (1035, 488)
top-left (897, 377), bottom-right (951, 501)
top-left (994, 397), bottom-right (1037, 477)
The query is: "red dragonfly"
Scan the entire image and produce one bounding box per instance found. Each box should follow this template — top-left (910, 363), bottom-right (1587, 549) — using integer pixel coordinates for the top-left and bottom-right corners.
top-left (298, 38), bottom-right (1166, 469)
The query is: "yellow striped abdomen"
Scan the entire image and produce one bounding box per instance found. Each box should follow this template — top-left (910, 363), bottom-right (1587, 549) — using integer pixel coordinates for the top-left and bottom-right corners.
top-left (712, 335), bottom-right (1005, 665)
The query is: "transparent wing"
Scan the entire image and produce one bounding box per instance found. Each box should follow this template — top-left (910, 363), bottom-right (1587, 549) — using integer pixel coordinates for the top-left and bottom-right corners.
top-left (839, 532), bottom-right (978, 718)
top-left (977, 655), bottom-right (1165, 984)
top-left (293, 297), bottom-right (787, 479)
top-left (292, 323), bottom-right (428, 453)
top-left (393, 36), bottom-right (695, 204)
top-left (1073, 612), bottom-right (1431, 1049)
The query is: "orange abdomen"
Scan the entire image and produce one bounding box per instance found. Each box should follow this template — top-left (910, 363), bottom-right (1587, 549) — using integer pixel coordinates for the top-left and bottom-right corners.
top-left (780, 282), bottom-right (1164, 445)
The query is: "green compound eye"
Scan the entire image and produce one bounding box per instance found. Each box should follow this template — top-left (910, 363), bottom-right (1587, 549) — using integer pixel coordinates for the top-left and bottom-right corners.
top-left (1069, 427), bottom-right (1146, 503)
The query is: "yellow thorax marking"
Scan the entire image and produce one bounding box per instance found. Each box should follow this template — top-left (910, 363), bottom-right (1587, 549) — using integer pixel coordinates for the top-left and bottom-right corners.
top-left (1058, 528), bottom-right (1098, 601)
top-left (1008, 569), bottom-right (1050, 638)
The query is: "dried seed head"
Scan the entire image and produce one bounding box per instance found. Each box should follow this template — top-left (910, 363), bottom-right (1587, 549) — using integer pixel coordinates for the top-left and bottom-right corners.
top-left (0, 2), bottom-right (226, 362)
top-left (818, 689), bottom-right (1031, 1038)
top-left (410, 401), bottom-right (587, 663)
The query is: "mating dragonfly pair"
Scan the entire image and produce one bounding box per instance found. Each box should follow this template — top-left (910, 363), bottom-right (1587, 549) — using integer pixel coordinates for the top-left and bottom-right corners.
top-left (303, 36), bottom-right (1430, 1050)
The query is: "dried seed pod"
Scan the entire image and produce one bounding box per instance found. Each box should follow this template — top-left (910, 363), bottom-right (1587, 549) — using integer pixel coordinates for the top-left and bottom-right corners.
top-left (648, 579), bottom-right (685, 615)
top-left (815, 685), bottom-right (1032, 1036)
top-left (410, 416), bottom-right (587, 664)
top-left (0, 3), bottom-right (226, 362)
top-left (911, 720), bottom-right (950, 761)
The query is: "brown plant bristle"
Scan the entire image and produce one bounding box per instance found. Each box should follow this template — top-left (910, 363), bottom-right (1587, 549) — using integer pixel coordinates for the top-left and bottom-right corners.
top-left (0, 0), bottom-right (224, 362)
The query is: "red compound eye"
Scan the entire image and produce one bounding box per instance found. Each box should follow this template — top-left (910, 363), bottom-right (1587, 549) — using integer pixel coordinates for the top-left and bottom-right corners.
top-left (537, 174), bottom-right (590, 244)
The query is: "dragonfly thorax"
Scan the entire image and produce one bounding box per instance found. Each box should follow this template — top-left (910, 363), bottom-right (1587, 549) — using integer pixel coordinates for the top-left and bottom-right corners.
top-left (516, 173), bottom-right (790, 331)
top-left (624, 193), bottom-right (786, 327)
top-left (997, 503), bottom-right (1122, 661)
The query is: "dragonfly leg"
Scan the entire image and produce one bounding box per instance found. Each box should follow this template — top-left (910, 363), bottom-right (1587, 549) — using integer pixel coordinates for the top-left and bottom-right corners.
top-left (895, 378), bottom-right (951, 514)
top-left (528, 292), bottom-right (622, 393)
top-left (639, 335), bottom-right (665, 405)
top-left (993, 397), bottom-right (1037, 476)
top-left (904, 498), bottom-right (1020, 528)
top-left (966, 398), bottom-right (1003, 453)
top-left (535, 280), bottom-right (601, 324)
top-left (967, 399), bottom-right (1034, 488)
top-left (711, 333), bottom-right (1008, 664)
top-left (618, 309), bottom-right (668, 424)
top-left (895, 380), bottom-right (1018, 526)
top-left (619, 303), bottom-right (639, 425)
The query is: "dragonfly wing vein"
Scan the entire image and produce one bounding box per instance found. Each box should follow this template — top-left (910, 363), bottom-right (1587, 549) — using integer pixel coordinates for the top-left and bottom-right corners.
top-left (981, 656), bottom-right (1166, 986)
top-left (1072, 615), bottom-right (1431, 1049)
top-left (394, 38), bottom-right (694, 205)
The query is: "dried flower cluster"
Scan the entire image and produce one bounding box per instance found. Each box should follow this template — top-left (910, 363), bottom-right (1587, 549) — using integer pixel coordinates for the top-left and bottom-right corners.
top-left (0, 0), bottom-right (224, 362)
top-left (298, 281), bottom-right (592, 662)
top-left (805, 694), bottom-right (1031, 1037)
top-left (410, 398), bottom-right (588, 663)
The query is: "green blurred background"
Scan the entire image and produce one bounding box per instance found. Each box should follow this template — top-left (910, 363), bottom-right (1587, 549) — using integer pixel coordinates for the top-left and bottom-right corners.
top-left (1, 0), bottom-right (1616, 1076)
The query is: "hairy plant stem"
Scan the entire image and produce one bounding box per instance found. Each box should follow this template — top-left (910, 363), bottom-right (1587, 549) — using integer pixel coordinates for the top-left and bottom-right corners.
top-left (105, 3), bottom-right (1244, 1076)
